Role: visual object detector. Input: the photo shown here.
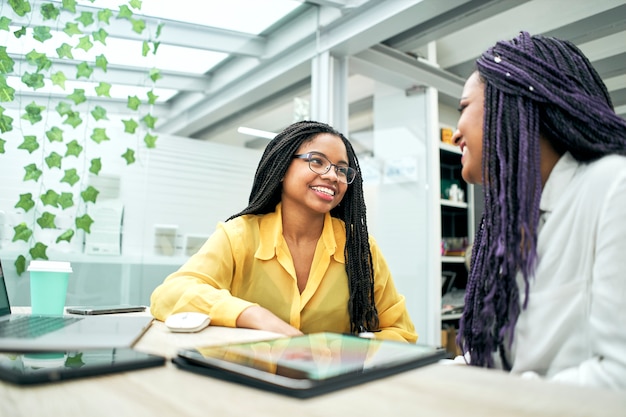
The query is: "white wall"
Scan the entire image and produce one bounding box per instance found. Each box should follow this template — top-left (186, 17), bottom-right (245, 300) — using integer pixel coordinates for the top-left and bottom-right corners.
top-left (0, 108), bottom-right (261, 305)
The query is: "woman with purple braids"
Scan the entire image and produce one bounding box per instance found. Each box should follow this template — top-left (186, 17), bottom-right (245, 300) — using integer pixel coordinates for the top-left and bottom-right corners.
top-left (451, 31), bottom-right (626, 389)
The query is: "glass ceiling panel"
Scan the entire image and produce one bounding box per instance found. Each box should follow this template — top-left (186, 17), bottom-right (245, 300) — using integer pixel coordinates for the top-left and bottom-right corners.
top-left (5, 0), bottom-right (306, 111)
top-left (3, 25), bottom-right (226, 75)
top-left (81, 0), bottom-right (303, 35)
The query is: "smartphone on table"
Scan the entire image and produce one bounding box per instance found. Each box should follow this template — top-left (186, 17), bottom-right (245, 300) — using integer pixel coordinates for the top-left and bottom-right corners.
top-left (66, 305), bottom-right (147, 315)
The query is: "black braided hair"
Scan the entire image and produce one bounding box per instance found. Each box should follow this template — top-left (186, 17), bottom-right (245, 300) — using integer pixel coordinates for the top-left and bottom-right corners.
top-left (458, 31), bottom-right (626, 369)
top-left (227, 120), bottom-right (379, 334)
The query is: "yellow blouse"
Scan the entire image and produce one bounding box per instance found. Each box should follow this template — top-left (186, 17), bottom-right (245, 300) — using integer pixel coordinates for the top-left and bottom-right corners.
top-left (150, 204), bottom-right (417, 343)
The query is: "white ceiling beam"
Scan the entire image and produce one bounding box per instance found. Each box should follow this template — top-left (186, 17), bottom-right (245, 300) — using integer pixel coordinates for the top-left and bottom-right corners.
top-left (9, 56), bottom-right (211, 91)
top-left (351, 44), bottom-right (464, 99)
top-left (158, 0), bottom-right (472, 137)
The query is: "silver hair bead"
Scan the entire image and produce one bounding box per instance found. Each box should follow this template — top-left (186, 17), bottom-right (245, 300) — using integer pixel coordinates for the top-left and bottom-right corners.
top-left (506, 72), bottom-right (511, 77)
top-left (494, 56), bottom-right (502, 63)
top-left (529, 86), bottom-right (534, 91)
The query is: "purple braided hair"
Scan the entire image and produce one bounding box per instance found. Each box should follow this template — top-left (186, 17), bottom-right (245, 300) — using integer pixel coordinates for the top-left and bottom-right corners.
top-left (458, 32), bottom-right (626, 369)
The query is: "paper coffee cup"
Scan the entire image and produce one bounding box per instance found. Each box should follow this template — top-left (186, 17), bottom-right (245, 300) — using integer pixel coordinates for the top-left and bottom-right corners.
top-left (27, 260), bottom-right (73, 315)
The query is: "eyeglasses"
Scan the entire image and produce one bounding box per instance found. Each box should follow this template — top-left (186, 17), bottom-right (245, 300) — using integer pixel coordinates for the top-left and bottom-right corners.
top-left (293, 152), bottom-right (356, 184)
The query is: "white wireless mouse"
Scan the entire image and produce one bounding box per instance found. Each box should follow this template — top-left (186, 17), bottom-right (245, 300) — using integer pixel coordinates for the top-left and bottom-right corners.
top-left (164, 312), bottom-right (211, 333)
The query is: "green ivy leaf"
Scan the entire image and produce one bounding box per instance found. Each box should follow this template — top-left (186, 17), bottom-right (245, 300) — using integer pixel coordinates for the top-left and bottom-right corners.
top-left (13, 223), bottom-right (33, 242)
top-left (21, 72), bottom-right (45, 90)
top-left (0, 17), bottom-right (11, 31)
top-left (22, 102), bottom-right (46, 124)
top-left (92, 28), bottom-right (108, 45)
top-left (147, 90), bottom-right (158, 105)
top-left (95, 54), bottom-right (107, 72)
top-left (144, 133), bottom-right (157, 149)
top-left (152, 42), bottom-right (160, 55)
top-left (76, 62), bottom-right (93, 79)
top-left (65, 139), bottom-right (83, 157)
top-left (9, 0), bottom-right (31, 17)
top-left (23, 163), bottom-right (43, 182)
top-left (81, 185), bottom-right (99, 203)
top-left (0, 107), bottom-right (14, 131)
top-left (0, 47), bottom-right (15, 73)
top-left (37, 211), bottom-right (57, 229)
top-left (15, 193), bottom-right (35, 212)
top-left (76, 35), bottom-right (93, 52)
top-left (67, 88), bottom-right (86, 105)
top-left (76, 11), bottom-right (94, 27)
top-left (29, 242), bottom-right (49, 260)
top-left (63, 111), bottom-right (82, 128)
top-left (149, 68), bottom-right (161, 82)
top-left (15, 256), bottom-right (26, 276)
top-left (117, 5), bottom-right (133, 19)
top-left (44, 151), bottom-right (63, 169)
top-left (121, 148), bottom-right (136, 165)
top-left (90, 106), bottom-right (107, 121)
top-left (18, 135), bottom-right (39, 153)
top-left (129, 0), bottom-right (142, 10)
top-left (0, 137), bottom-right (5, 153)
top-left (32, 26), bottom-right (52, 42)
top-left (97, 8), bottom-right (113, 24)
top-left (122, 118), bottom-right (138, 133)
top-left (90, 127), bottom-right (110, 143)
top-left (156, 23), bottom-right (164, 38)
top-left (56, 229), bottom-right (74, 243)
top-left (25, 49), bottom-right (52, 72)
top-left (95, 82), bottom-right (111, 97)
top-left (56, 43), bottom-right (74, 59)
top-left (75, 214), bottom-right (94, 233)
top-left (40, 189), bottom-right (60, 207)
top-left (14, 26), bottom-right (27, 38)
top-left (141, 41), bottom-right (149, 57)
top-left (127, 95), bottom-right (140, 110)
top-left (63, 22), bottom-right (82, 36)
top-left (141, 113), bottom-right (157, 129)
top-left (130, 18), bottom-right (145, 34)
top-left (51, 71), bottom-right (67, 89)
top-left (0, 76), bottom-right (16, 102)
top-left (89, 157), bottom-right (102, 175)
top-left (61, 168), bottom-right (80, 186)
top-left (61, 0), bottom-right (77, 14)
top-left (40, 3), bottom-right (61, 20)
top-left (58, 192), bottom-right (74, 209)
top-left (46, 126), bottom-right (64, 142)
top-left (55, 101), bottom-right (72, 116)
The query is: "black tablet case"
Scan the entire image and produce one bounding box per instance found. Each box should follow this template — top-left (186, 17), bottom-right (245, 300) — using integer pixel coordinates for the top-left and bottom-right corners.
top-left (173, 332), bottom-right (449, 398)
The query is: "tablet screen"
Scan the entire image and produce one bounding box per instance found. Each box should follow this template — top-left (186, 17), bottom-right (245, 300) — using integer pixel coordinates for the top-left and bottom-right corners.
top-left (182, 332), bottom-right (444, 381)
top-left (0, 348), bottom-right (165, 385)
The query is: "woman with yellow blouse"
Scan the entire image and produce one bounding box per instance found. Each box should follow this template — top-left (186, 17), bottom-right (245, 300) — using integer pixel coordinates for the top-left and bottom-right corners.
top-left (150, 121), bottom-right (417, 343)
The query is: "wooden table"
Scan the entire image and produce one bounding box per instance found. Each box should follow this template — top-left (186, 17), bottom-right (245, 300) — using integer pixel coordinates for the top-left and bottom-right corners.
top-left (1, 308), bottom-right (624, 417)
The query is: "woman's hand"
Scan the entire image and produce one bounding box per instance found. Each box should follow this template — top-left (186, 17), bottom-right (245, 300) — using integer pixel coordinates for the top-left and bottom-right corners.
top-left (236, 305), bottom-right (304, 336)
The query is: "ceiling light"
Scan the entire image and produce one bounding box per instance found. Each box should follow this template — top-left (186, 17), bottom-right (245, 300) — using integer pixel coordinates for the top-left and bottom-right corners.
top-left (237, 127), bottom-right (277, 139)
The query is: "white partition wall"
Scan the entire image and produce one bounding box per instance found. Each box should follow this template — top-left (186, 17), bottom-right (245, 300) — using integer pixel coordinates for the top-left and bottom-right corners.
top-left (361, 82), bottom-right (438, 346)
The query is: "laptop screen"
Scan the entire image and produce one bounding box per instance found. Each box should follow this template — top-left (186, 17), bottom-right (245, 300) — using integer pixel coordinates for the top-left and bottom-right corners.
top-left (0, 261), bottom-right (12, 315)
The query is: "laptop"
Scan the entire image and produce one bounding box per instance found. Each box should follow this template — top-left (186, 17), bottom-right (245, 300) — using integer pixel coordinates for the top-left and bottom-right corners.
top-left (173, 332), bottom-right (449, 398)
top-left (0, 259), bottom-right (154, 352)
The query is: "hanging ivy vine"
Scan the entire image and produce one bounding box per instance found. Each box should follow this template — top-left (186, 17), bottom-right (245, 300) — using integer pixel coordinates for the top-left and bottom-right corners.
top-left (0, 0), bottom-right (163, 274)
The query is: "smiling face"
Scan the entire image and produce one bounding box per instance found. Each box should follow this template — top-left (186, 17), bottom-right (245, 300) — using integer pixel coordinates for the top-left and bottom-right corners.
top-left (281, 133), bottom-right (349, 216)
top-left (452, 71), bottom-right (485, 185)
